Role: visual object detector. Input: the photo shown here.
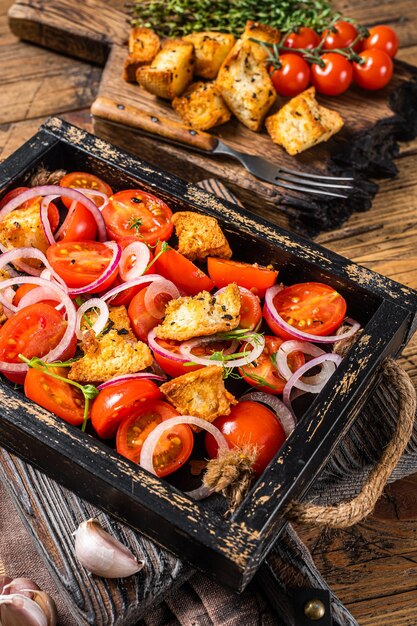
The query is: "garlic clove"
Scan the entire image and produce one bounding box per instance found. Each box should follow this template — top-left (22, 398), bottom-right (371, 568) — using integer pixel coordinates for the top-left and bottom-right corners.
top-left (0, 593), bottom-right (48, 626)
top-left (2, 577), bottom-right (41, 597)
top-left (29, 591), bottom-right (57, 626)
top-left (74, 519), bottom-right (144, 578)
top-left (0, 576), bottom-right (12, 594)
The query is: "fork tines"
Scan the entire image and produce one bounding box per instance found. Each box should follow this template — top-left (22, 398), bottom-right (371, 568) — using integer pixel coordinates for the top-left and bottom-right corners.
top-left (276, 167), bottom-right (354, 199)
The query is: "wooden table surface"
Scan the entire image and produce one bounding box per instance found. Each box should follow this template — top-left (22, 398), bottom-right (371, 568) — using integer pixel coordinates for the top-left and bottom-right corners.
top-left (1, 0), bottom-right (417, 623)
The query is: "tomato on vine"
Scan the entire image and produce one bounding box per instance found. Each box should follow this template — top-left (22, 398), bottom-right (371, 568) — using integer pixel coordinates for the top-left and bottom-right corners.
top-left (282, 27), bottom-right (320, 52)
top-left (270, 54), bottom-right (311, 97)
top-left (362, 25), bottom-right (398, 58)
top-left (353, 49), bottom-right (393, 90)
top-left (311, 52), bottom-right (353, 96)
top-left (321, 20), bottom-right (359, 51)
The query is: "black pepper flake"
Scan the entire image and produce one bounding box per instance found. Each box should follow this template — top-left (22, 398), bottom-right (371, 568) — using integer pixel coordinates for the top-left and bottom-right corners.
top-left (131, 197), bottom-right (142, 203)
top-left (222, 314), bottom-right (233, 320)
top-left (221, 305), bottom-right (226, 311)
top-left (211, 297), bottom-right (217, 305)
top-left (13, 222), bottom-right (21, 228)
top-left (295, 111), bottom-right (302, 117)
top-left (70, 259), bottom-right (76, 265)
top-left (101, 320), bottom-right (115, 336)
top-left (117, 328), bottom-right (129, 335)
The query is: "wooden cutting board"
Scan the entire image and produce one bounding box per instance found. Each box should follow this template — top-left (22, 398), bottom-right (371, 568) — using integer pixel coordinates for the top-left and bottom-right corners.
top-left (7, 0), bottom-right (417, 236)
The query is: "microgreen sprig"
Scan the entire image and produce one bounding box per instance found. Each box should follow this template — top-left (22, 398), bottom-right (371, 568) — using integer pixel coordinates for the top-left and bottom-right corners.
top-left (18, 355), bottom-right (99, 433)
top-left (144, 240), bottom-right (168, 273)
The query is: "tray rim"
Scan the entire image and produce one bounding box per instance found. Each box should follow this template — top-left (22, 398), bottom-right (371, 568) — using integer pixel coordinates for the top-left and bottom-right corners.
top-left (0, 117), bottom-right (416, 590)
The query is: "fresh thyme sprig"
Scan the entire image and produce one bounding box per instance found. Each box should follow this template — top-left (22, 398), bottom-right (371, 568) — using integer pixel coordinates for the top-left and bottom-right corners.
top-left (144, 240), bottom-right (168, 273)
top-left (128, 0), bottom-right (339, 38)
top-left (18, 355), bottom-right (99, 433)
top-left (127, 215), bottom-right (143, 233)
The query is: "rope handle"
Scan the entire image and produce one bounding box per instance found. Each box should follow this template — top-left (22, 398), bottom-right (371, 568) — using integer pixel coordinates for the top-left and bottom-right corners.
top-left (285, 358), bottom-right (417, 528)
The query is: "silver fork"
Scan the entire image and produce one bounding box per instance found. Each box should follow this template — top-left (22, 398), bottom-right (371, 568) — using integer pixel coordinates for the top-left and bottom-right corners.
top-left (91, 96), bottom-right (354, 199)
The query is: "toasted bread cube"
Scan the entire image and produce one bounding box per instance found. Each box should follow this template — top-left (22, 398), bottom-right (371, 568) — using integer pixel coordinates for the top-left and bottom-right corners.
top-left (160, 365), bottom-right (237, 426)
top-left (172, 81), bottom-right (231, 130)
top-left (137, 39), bottom-right (195, 99)
top-left (217, 40), bottom-right (276, 131)
top-left (265, 87), bottom-right (344, 155)
top-left (183, 31), bottom-right (235, 79)
top-left (172, 210), bottom-right (232, 260)
top-left (241, 20), bottom-right (281, 62)
top-left (154, 283), bottom-right (241, 341)
top-left (0, 268), bottom-right (11, 324)
top-left (68, 306), bottom-right (153, 383)
top-left (123, 54), bottom-right (144, 83)
top-left (128, 26), bottom-right (160, 59)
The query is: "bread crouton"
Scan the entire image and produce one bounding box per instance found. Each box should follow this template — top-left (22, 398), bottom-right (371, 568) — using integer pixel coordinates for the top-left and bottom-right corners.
top-left (183, 31), bottom-right (235, 79)
top-left (172, 81), bottom-right (231, 130)
top-left (265, 87), bottom-right (344, 155)
top-left (154, 283), bottom-right (241, 341)
top-left (123, 28), bottom-right (161, 83)
top-left (137, 39), bottom-right (195, 99)
top-left (0, 198), bottom-right (51, 268)
top-left (160, 365), bottom-right (237, 426)
top-left (217, 40), bottom-right (276, 131)
top-left (69, 305), bottom-right (152, 383)
top-left (0, 268), bottom-right (10, 324)
top-left (241, 20), bottom-right (281, 62)
top-left (172, 211), bottom-right (232, 261)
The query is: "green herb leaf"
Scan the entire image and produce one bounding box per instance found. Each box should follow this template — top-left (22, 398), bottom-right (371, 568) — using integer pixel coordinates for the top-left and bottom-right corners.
top-left (127, 215), bottom-right (143, 233)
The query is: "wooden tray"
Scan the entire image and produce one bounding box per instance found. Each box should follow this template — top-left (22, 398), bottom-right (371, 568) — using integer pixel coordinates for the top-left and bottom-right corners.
top-left (7, 0), bottom-right (417, 236)
top-left (0, 117), bottom-right (417, 592)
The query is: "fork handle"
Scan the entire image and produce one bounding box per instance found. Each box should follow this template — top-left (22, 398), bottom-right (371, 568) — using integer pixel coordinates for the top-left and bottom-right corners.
top-left (91, 96), bottom-right (218, 153)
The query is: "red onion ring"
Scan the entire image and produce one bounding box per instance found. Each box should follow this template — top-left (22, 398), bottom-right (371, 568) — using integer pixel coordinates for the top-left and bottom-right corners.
top-left (139, 415), bottom-right (228, 500)
top-left (240, 392), bottom-right (296, 436)
top-left (40, 195), bottom-right (58, 245)
top-left (17, 286), bottom-right (62, 310)
top-left (144, 279), bottom-right (180, 319)
top-left (55, 199), bottom-right (77, 241)
top-left (101, 273), bottom-right (164, 303)
top-left (283, 353), bottom-right (343, 409)
top-left (275, 340), bottom-right (336, 389)
top-left (0, 185), bottom-right (107, 242)
top-left (71, 187), bottom-right (109, 210)
top-left (179, 333), bottom-right (265, 368)
top-left (0, 247), bottom-right (68, 297)
top-left (67, 242), bottom-right (121, 296)
top-left (75, 298), bottom-right (109, 340)
top-left (147, 328), bottom-right (191, 364)
top-left (0, 277), bottom-right (76, 373)
top-left (264, 284), bottom-right (360, 343)
top-left (97, 372), bottom-right (166, 391)
top-left (119, 242), bottom-right (151, 282)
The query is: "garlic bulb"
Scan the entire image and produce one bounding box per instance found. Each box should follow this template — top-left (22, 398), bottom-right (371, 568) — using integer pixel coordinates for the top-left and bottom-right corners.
top-left (0, 577), bottom-right (12, 594)
top-left (2, 577), bottom-right (40, 597)
top-left (74, 519), bottom-right (144, 578)
top-left (0, 593), bottom-right (48, 626)
top-left (29, 591), bottom-right (57, 626)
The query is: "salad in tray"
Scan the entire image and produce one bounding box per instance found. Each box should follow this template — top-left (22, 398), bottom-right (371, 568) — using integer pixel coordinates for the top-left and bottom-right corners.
top-left (0, 172), bottom-right (360, 497)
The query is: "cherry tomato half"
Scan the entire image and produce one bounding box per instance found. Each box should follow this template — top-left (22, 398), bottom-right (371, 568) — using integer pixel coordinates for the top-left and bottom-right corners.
top-left (91, 379), bottom-right (163, 439)
top-left (24, 366), bottom-right (85, 426)
top-left (46, 241), bottom-right (119, 293)
top-left (321, 21), bottom-right (359, 50)
top-left (239, 290), bottom-right (262, 330)
top-left (311, 53), bottom-right (353, 96)
top-left (0, 303), bottom-right (71, 384)
top-left (207, 258), bottom-right (278, 298)
top-left (0, 187), bottom-right (29, 210)
top-left (128, 286), bottom-right (171, 342)
top-left (239, 335), bottom-right (305, 394)
top-left (205, 401), bottom-right (286, 476)
top-left (151, 338), bottom-right (202, 378)
top-left (270, 54), bottom-right (311, 97)
top-left (362, 25), bottom-right (398, 58)
top-left (353, 49), bottom-right (393, 90)
top-left (103, 190), bottom-right (174, 246)
top-left (283, 27), bottom-right (320, 52)
top-left (116, 400), bottom-right (193, 477)
top-left (154, 243), bottom-right (215, 295)
top-left (263, 282), bottom-right (347, 341)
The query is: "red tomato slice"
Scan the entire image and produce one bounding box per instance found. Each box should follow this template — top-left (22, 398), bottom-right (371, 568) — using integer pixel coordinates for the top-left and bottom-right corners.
top-left (239, 335), bottom-right (305, 394)
top-left (91, 378), bottom-right (163, 439)
top-left (46, 241), bottom-right (119, 293)
top-left (116, 400), bottom-right (193, 477)
top-left (239, 290), bottom-right (262, 330)
top-left (0, 303), bottom-right (71, 384)
top-left (103, 190), bottom-right (174, 246)
top-left (207, 258), bottom-right (278, 298)
top-left (205, 401), bottom-right (286, 476)
top-left (152, 338), bottom-right (203, 378)
top-left (264, 282), bottom-right (347, 340)
top-left (60, 171), bottom-right (112, 208)
top-left (154, 242), bottom-right (215, 295)
top-left (128, 287), bottom-right (162, 342)
top-left (24, 366), bottom-right (85, 426)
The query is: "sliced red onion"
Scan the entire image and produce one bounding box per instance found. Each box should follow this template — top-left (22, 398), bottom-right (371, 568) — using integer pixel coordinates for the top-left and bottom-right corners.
top-left (283, 353), bottom-right (343, 409)
top-left (0, 185), bottom-right (107, 241)
top-left (240, 392), bottom-right (296, 437)
top-left (144, 279), bottom-right (180, 319)
top-left (67, 241), bottom-right (121, 296)
top-left (264, 284), bottom-right (360, 343)
top-left (0, 277), bottom-right (76, 373)
top-left (0, 246), bottom-right (68, 289)
top-left (147, 328), bottom-right (190, 364)
top-left (40, 195), bottom-right (58, 245)
top-left (75, 298), bottom-right (109, 340)
top-left (0, 286), bottom-right (17, 314)
top-left (139, 415), bottom-right (228, 500)
top-left (55, 199), bottom-right (76, 241)
top-left (97, 371), bottom-right (166, 391)
top-left (72, 187), bottom-right (109, 210)
top-left (17, 286), bottom-right (62, 310)
top-left (119, 242), bottom-right (151, 282)
top-left (179, 333), bottom-right (265, 368)
top-left (102, 273), bottom-right (163, 303)
top-left (275, 340), bottom-right (335, 388)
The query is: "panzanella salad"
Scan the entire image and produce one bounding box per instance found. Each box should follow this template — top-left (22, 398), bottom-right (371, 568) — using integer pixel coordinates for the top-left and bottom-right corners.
top-left (0, 172), bottom-right (360, 498)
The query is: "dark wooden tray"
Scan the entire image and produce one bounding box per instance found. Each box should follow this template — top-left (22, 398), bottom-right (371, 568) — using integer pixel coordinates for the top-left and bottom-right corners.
top-left (0, 117), bottom-right (416, 591)
top-left (7, 0), bottom-right (417, 236)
